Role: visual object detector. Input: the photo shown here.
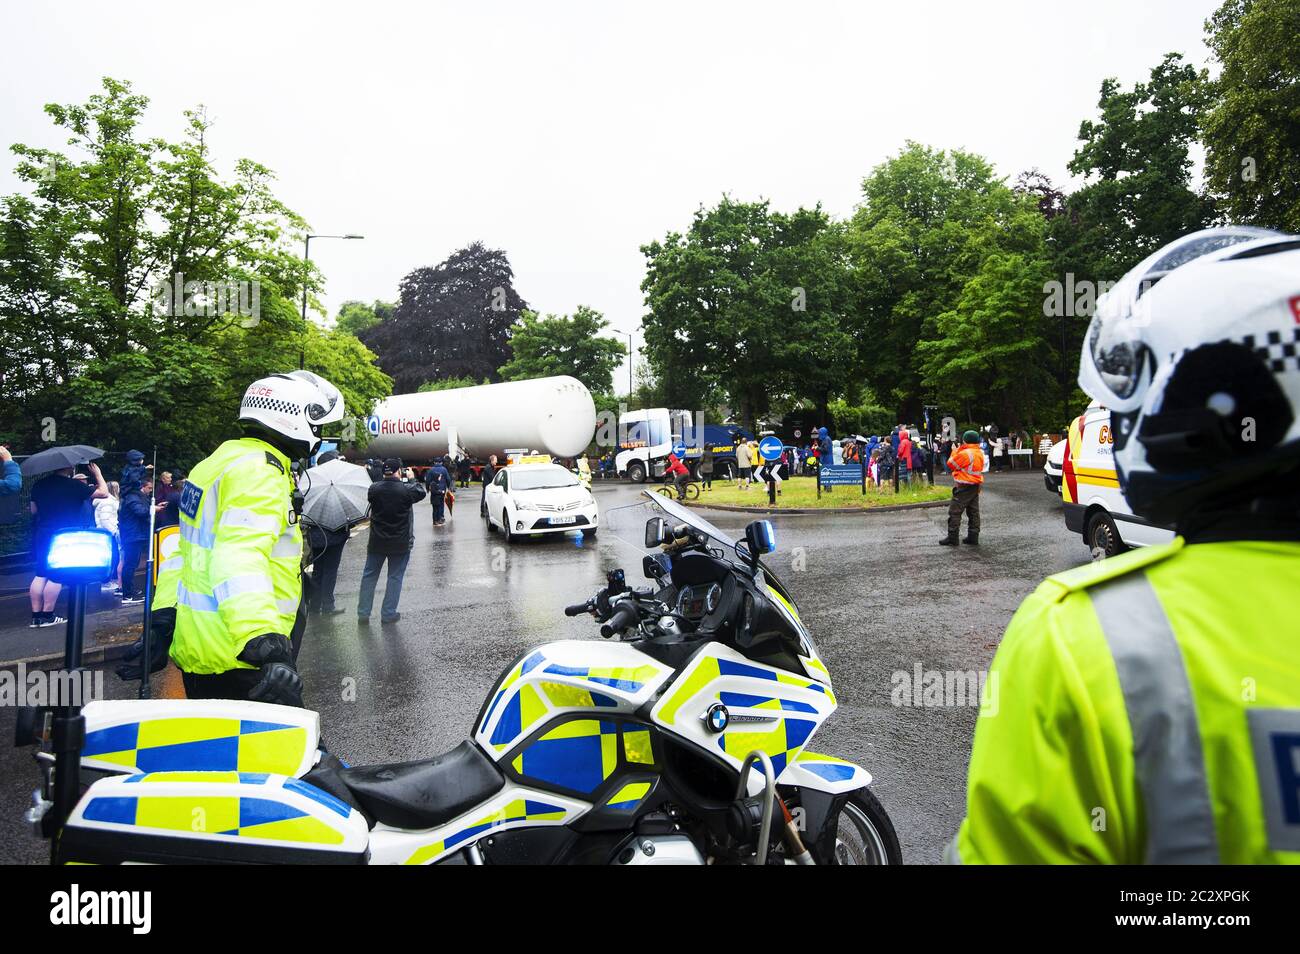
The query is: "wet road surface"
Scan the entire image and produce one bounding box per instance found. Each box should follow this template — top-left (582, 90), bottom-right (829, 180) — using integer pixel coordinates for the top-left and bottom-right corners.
top-left (0, 471), bottom-right (1087, 863)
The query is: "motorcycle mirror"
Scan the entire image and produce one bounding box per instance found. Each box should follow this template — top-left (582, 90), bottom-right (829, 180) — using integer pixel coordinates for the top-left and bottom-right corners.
top-left (644, 517), bottom-right (669, 548)
top-left (745, 519), bottom-right (776, 557)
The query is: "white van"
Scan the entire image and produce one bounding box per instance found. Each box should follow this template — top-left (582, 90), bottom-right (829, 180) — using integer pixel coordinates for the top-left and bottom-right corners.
top-left (1043, 439), bottom-right (1065, 494)
top-left (1061, 402), bottom-right (1176, 559)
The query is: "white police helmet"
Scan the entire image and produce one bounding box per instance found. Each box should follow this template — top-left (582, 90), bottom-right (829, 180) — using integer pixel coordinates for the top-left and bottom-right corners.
top-left (238, 371), bottom-right (345, 457)
top-left (1079, 226), bottom-right (1300, 525)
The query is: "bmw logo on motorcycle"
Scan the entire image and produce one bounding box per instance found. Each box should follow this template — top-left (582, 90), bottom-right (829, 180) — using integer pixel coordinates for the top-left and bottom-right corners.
top-left (705, 702), bottom-right (729, 733)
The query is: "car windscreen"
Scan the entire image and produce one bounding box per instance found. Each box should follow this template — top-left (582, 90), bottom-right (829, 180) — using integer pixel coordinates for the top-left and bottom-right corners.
top-left (510, 466), bottom-right (579, 491)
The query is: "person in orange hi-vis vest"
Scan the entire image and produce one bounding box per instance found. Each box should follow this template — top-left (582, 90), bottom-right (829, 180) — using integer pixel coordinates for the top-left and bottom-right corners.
top-left (941, 429), bottom-right (985, 546)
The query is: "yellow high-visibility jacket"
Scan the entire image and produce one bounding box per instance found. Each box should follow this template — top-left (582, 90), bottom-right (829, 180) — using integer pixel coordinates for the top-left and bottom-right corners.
top-left (165, 438), bottom-right (301, 675)
top-left (951, 537), bottom-right (1300, 864)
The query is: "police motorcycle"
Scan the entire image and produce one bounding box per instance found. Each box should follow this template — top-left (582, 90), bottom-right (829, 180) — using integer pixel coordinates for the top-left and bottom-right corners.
top-left (18, 491), bottom-right (899, 865)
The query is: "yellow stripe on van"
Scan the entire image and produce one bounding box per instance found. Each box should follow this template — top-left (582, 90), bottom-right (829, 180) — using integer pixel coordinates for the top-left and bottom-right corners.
top-left (1076, 474), bottom-right (1121, 487)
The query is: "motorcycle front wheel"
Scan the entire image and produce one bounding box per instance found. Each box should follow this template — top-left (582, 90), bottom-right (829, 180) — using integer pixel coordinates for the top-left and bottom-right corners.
top-left (823, 788), bottom-right (902, 865)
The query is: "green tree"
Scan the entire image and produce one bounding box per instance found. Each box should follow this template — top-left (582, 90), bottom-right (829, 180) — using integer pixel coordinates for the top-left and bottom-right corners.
top-left (0, 77), bottom-right (389, 461)
top-left (640, 197), bottom-right (855, 430)
top-left (1202, 0), bottom-right (1300, 232)
top-left (335, 299), bottom-right (394, 337)
top-left (417, 376), bottom-right (484, 392)
top-left (848, 143), bottom-right (1046, 422)
top-left (59, 302), bottom-right (391, 465)
top-left (1059, 53), bottom-right (1216, 282)
top-left (498, 305), bottom-right (625, 398)
top-left (915, 250), bottom-right (1055, 426)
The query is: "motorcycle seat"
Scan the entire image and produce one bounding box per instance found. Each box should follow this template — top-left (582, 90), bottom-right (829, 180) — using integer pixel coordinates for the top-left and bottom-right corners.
top-left (337, 740), bottom-right (505, 831)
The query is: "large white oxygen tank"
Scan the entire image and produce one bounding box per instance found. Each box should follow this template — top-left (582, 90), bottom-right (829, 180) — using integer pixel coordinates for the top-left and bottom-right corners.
top-left (363, 375), bottom-right (596, 460)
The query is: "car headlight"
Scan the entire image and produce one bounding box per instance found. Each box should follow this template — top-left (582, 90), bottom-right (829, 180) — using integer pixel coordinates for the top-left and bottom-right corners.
top-left (514, 499), bottom-right (537, 511)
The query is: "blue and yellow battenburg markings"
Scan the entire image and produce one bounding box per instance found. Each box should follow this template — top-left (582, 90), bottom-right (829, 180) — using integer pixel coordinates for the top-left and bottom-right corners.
top-left (480, 651), bottom-right (548, 733)
top-left (540, 663), bottom-right (659, 694)
top-left (720, 690), bottom-right (819, 714)
top-left (403, 798), bottom-right (568, 865)
top-left (81, 773), bottom-right (352, 846)
top-left (511, 719), bottom-right (622, 793)
top-left (658, 656), bottom-right (833, 724)
top-left (480, 650), bottom-right (663, 752)
top-left (793, 752), bottom-right (858, 783)
top-left (81, 718), bottom-right (309, 776)
top-left (605, 781), bottom-right (652, 811)
top-left (657, 656), bottom-right (828, 777)
top-left (713, 704), bottom-right (817, 777)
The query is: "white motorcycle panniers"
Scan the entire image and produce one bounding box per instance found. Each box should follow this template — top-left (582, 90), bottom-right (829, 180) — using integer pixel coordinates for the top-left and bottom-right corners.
top-left (58, 771), bottom-right (370, 865)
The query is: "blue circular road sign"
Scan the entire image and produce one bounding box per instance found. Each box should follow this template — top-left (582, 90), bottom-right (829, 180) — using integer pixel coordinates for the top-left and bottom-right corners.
top-left (759, 436), bottom-right (782, 461)
top-left (671, 441), bottom-right (687, 458)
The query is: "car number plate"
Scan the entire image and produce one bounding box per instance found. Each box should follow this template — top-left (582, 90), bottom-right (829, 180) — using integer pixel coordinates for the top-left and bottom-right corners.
top-left (549, 515), bottom-right (577, 525)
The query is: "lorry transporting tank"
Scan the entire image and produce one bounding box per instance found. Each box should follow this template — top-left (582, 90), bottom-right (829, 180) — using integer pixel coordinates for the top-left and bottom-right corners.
top-left (363, 376), bottom-right (596, 461)
top-left (613, 408), bottom-right (753, 482)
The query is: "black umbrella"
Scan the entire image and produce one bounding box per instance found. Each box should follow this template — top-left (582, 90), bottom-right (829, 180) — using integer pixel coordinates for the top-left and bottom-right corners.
top-left (19, 445), bottom-right (106, 477)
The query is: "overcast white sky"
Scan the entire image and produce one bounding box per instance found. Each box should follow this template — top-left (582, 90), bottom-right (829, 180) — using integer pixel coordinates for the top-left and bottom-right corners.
top-left (2, 0), bottom-right (1220, 393)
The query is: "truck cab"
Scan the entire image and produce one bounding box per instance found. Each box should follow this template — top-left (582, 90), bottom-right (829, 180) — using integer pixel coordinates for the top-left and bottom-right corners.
top-left (614, 410), bottom-right (753, 482)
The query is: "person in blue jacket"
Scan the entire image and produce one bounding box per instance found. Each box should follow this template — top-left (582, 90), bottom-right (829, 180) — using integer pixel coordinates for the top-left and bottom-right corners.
top-left (0, 445), bottom-right (20, 496)
top-left (424, 456), bottom-right (454, 526)
top-left (117, 477), bottom-right (156, 605)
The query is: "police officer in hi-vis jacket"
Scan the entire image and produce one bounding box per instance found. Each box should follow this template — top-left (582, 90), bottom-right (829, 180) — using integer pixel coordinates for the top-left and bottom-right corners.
top-left (949, 227), bottom-right (1300, 864)
top-left (161, 370), bottom-right (344, 706)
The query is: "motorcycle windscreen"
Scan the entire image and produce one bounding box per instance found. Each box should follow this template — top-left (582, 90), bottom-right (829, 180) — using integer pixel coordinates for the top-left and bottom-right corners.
top-left (604, 491), bottom-right (744, 568)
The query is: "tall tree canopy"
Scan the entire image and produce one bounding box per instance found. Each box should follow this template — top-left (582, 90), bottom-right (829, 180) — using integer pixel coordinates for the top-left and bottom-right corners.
top-left (0, 77), bottom-right (391, 462)
top-left (848, 143), bottom-right (1048, 422)
top-left (1201, 0), bottom-right (1300, 233)
top-left (1056, 53), bottom-right (1216, 283)
top-left (362, 242), bottom-right (527, 393)
top-left (334, 299), bottom-right (394, 336)
top-left (497, 305), bottom-right (626, 399)
top-left (640, 197), bottom-right (855, 429)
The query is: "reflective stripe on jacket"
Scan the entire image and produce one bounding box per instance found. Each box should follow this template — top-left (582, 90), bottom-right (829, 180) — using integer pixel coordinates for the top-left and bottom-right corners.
top-left (151, 532), bottom-right (181, 613)
top-left (947, 444), bottom-right (985, 485)
top-left (169, 438), bottom-right (301, 675)
top-left (950, 537), bottom-right (1300, 864)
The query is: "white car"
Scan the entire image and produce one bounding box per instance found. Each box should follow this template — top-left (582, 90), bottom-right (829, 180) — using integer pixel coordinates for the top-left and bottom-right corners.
top-left (484, 462), bottom-right (598, 542)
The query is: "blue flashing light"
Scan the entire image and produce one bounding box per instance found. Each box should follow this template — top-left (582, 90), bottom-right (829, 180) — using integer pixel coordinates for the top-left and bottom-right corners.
top-left (45, 528), bottom-right (117, 585)
top-left (759, 520), bottom-right (776, 554)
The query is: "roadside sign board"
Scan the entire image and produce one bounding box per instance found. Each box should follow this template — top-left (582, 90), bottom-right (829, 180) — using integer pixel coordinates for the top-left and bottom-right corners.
top-left (758, 436), bottom-right (782, 461)
top-left (671, 441), bottom-right (686, 458)
top-left (818, 464), bottom-right (863, 487)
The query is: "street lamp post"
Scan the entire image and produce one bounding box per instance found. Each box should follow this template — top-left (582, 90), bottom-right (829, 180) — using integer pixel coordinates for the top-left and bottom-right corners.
top-left (612, 327), bottom-right (635, 398)
top-left (300, 233), bottom-right (365, 368)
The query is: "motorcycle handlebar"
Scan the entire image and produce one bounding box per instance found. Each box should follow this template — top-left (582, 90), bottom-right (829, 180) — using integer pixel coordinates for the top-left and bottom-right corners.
top-left (564, 601), bottom-right (592, 617)
top-left (599, 600), bottom-right (640, 639)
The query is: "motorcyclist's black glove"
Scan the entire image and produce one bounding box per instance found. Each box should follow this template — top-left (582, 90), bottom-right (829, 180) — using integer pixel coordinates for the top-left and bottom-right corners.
top-left (238, 633), bottom-right (304, 707)
top-left (116, 608), bottom-right (175, 681)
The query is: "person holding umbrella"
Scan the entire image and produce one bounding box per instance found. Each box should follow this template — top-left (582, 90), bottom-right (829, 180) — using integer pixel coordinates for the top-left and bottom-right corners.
top-left (301, 449), bottom-right (365, 616)
top-left (26, 453), bottom-right (108, 627)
